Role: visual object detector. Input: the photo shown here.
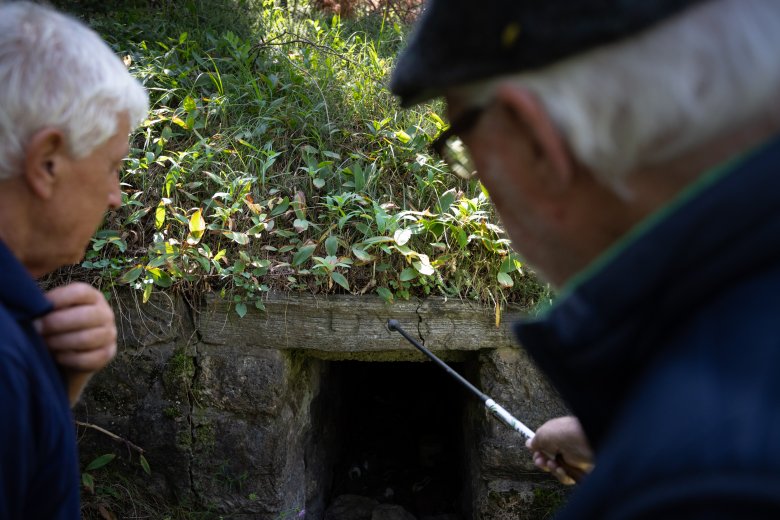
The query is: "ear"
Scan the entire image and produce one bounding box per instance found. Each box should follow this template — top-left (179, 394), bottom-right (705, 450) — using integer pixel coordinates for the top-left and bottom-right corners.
top-left (23, 127), bottom-right (68, 200)
top-left (494, 84), bottom-right (573, 188)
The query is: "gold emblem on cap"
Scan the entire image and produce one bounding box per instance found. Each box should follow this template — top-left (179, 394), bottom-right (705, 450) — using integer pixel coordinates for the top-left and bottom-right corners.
top-left (502, 22), bottom-right (521, 48)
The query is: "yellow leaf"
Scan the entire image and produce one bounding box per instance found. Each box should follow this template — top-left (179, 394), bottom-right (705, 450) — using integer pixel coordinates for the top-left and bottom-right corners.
top-left (189, 209), bottom-right (205, 239)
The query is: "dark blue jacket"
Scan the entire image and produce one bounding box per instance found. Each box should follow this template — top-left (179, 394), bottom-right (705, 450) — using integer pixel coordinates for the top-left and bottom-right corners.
top-left (515, 136), bottom-right (780, 519)
top-left (0, 240), bottom-right (80, 519)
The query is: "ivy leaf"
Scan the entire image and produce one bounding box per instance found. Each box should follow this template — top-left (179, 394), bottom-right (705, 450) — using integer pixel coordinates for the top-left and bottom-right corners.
top-left (235, 302), bottom-right (247, 318)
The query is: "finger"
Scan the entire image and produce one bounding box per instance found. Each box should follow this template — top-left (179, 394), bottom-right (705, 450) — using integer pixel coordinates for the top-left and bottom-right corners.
top-left (46, 282), bottom-right (102, 309)
top-left (553, 467), bottom-right (576, 486)
top-left (53, 346), bottom-right (116, 373)
top-left (38, 302), bottom-right (113, 336)
top-left (44, 326), bottom-right (116, 352)
top-left (555, 453), bottom-right (589, 483)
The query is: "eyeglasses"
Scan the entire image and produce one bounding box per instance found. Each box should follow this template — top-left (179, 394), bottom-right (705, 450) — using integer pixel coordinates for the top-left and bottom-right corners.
top-left (430, 105), bottom-right (486, 180)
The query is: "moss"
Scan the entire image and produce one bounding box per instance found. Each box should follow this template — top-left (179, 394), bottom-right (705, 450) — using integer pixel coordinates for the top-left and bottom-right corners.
top-left (163, 347), bottom-right (195, 400)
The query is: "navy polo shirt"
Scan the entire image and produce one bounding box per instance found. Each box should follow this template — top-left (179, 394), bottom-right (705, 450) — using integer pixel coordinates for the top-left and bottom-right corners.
top-left (0, 240), bottom-right (80, 519)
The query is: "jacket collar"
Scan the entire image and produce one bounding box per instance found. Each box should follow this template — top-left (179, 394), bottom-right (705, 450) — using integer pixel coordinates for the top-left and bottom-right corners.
top-left (514, 134), bottom-right (780, 446)
top-left (0, 239), bottom-right (53, 321)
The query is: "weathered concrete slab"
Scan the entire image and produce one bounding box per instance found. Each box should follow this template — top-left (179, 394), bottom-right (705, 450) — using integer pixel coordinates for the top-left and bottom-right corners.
top-left (196, 294), bottom-right (524, 356)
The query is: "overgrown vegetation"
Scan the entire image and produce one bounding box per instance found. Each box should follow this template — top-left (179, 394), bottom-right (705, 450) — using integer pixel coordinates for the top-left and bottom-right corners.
top-left (51, 2), bottom-right (555, 516)
top-left (51, 0), bottom-right (549, 321)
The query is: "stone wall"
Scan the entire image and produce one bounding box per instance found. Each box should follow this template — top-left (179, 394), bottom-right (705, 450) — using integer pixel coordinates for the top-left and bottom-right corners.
top-left (75, 291), bottom-right (569, 519)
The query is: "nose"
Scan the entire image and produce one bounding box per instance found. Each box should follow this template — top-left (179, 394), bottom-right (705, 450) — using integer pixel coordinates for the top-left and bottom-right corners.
top-left (108, 175), bottom-right (122, 210)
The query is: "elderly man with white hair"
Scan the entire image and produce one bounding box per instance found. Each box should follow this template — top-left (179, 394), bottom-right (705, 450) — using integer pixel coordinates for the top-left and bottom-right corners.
top-left (0, 2), bottom-right (148, 518)
top-left (393, 0), bottom-right (780, 517)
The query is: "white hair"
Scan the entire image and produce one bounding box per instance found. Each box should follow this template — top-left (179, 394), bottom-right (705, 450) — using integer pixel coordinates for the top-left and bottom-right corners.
top-left (469, 0), bottom-right (780, 187)
top-left (0, 2), bottom-right (149, 180)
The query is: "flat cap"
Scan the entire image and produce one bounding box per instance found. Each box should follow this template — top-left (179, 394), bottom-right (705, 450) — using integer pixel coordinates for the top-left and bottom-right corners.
top-left (391, 0), bottom-right (709, 107)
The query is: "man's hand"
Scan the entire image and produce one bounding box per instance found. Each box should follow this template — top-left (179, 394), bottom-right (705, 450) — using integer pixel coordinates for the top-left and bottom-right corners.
top-left (526, 415), bottom-right (594, 485)
top-left (36, 283), bottom-right (117, 405)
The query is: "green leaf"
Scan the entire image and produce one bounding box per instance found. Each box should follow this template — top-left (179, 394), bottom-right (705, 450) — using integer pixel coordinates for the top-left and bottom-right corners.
top-left (235, 302), bottom-right (247, 318)
top-left (376, 287), bottom-right (393, 303)
top-left (330, 272), bottom-right (349, 291)
top-left (292, 244), bottom-right (316, 266)
top-left (86, 453), bottom-right (116, 472)
top-left (351, 246), bottom-right (374, 262)
top-left (140, 455), bottom-right (151, 475)
top-left (82, 472), bottom-right (95, 494)
top-left (293, 219), bottom-right (309, 232)
top-left (143, 283), bottom-right (153, 303)
top-left (400, 268), bottom-right (417, 282)
top-left (223, 231), bottom-right (250, 245)
top-left (313, 177), bottom-right (326, 189)
top-left (436, 189), bottom-right (457, 214)
top-left (497, 272), bottom-right (514, 288)
top-left (325, 235), bottom-right (339, 257)
top-left (120, 266), bottom-right (144, 285)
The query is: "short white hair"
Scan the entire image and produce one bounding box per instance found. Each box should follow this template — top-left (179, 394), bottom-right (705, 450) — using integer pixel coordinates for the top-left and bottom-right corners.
top-left (0, 2), bottom-right (149, 180)
top-left (465, 0), bottom-right (780, 187)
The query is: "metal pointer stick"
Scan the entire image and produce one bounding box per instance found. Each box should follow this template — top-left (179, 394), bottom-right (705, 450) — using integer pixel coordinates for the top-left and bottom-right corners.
top-left (387, 319), bottom-right (535, 440)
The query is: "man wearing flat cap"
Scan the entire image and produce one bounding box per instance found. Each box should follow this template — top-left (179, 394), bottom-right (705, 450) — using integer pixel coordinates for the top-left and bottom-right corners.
top-left (392, 0), bottom-right (780, 517)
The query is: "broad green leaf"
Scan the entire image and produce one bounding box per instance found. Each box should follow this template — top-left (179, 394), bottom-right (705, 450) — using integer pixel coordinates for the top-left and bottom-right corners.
top-left (400, 268), bottom-right (417, 282)
top-left (143, 283), bottom-right (152, 303)
top-left (436, 189), bottom-right (457, 214)
top-left (325, 235), bottom-right (339, 257)
top-left (330, 272), bottom-right (349, 291)
top-left (293, 219), bottom-right (309, 232)
top-left (497, 272), bottom-right (514, 288)
top-left (120, 266), bottom-right (144, 285)
top-left (376, 287), bottom-right (393, 303)
top-left (86, 453), bottom-right (116, 472)
top-left (235, 302), bottom-right (247, 318)
top-left (313, 177), bottom-right (326, 189)
top-left (351, 246), bottom-right (374, 262)
top-left (224, 231), bottom-right (250, 245)
top-left (292, 244), bottom-right (316, 266)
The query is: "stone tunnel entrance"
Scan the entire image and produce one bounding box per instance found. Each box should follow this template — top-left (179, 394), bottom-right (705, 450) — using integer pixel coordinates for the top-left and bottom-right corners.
top-left (312, 359), bottom-right (476, 519)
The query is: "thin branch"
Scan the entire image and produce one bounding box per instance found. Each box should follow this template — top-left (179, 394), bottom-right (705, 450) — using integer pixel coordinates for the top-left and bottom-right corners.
top-left (254, 31), bottom-right (360, 68)
top-left (76, 420), bottom-right (145, 455)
